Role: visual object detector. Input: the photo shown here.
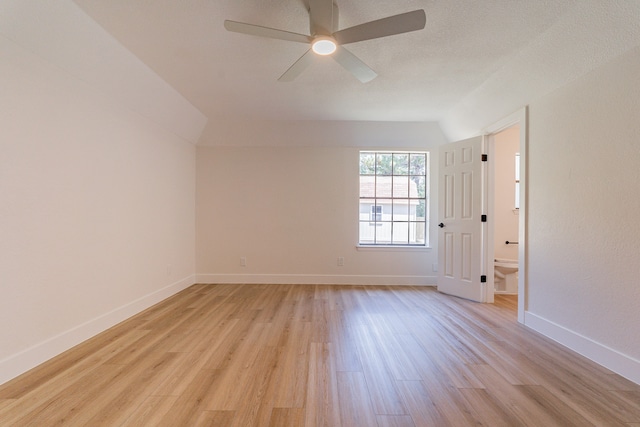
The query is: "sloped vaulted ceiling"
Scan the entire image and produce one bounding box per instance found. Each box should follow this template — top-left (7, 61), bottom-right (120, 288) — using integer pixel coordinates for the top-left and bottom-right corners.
top-left (69, 0), bottom-right (640, 141)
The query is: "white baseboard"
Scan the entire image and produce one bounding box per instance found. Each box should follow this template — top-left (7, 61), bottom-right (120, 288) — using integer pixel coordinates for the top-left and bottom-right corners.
top-left (0, 275), bottom-right (195, 386)
top-left (195, 273), bottom-right (436, 286)
top-left (524, 311), bottom-right (640, 385)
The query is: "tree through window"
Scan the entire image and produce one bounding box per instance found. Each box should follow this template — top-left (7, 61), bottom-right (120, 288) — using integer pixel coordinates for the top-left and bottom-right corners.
top-left (359, 151), bottom-right (428, 246)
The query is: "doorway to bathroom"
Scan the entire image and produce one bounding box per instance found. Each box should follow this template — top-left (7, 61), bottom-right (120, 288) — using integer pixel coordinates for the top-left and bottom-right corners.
top-left (485, 109), bottom-right (527, 323)
top-left (491, 126), bottom-right (519, 294)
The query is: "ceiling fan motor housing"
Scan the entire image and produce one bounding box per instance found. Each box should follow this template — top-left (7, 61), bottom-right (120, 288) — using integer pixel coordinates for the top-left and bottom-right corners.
top-left (312, 36), bottom-right (337, 55)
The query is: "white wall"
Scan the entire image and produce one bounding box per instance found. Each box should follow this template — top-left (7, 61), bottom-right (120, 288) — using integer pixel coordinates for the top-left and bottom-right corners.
top-left (493, 127), bottom-right (519, 261)
top-left (441, 1), bottom-right (640, 142)
top-left (524, 45), bottom-right (640, 383)
top-left (0, 1), bottom-right (206, 143)
top-left (0, 2), bottom-right (202, 385)
top-left (196, 121), bottom-right (447, 285)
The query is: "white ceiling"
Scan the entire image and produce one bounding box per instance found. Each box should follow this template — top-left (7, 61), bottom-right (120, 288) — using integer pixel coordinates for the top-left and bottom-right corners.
top-left (70, 0), bottom-right (580, 125)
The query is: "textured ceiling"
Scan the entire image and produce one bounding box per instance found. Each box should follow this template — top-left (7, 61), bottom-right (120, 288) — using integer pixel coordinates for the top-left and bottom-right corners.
top-left (71, 0), bottom-right (578, 124)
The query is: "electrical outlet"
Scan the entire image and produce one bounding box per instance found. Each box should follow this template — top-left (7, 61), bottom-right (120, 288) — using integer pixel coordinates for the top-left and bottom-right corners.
top-left (166, 265), bottom-right (172, 276)
top-left (432, 263), bottom-right (438, 272)
top-left (240, 257), bottom-right (246, 267)
top-left (337, 257), bottom-right (344, 266)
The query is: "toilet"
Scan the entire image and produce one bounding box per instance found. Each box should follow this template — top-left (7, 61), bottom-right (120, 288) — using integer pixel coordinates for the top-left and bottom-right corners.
top-left (494, 258), bottom-right (518, 294)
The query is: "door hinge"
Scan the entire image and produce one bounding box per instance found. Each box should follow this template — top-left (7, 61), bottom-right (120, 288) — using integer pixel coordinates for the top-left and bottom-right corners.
top-left (480, 275), bottom-right (487, 283)
top-left (481, 214), bottom-right (487, 222)
top-left (481, 154), bottom-right (488, 162)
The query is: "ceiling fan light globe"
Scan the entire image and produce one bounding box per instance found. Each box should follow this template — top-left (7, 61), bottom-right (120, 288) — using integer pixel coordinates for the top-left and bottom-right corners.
top-left (312, 37), bottom-right (337, 55)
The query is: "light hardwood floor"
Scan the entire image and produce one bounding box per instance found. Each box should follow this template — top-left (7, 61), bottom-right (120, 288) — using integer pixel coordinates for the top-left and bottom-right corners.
top-left (0, 284), bottom-right (639, 426)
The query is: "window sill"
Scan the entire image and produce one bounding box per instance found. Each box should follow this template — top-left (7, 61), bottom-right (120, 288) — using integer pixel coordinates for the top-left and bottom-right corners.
top-left (356, 245), bottom-right (432, 252)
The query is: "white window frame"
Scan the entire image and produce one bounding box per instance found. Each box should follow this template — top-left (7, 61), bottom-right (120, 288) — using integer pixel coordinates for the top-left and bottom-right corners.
top-left (358, 151), bottom-right (429, 247)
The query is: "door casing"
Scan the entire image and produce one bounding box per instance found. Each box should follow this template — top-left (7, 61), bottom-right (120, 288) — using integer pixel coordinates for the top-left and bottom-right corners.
top-left (436, 107), bottom-right (527, 322)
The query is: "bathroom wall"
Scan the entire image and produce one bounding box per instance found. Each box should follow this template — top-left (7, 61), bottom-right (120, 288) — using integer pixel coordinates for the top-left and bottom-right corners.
top-left (493, 127), bottom-right (520, 261)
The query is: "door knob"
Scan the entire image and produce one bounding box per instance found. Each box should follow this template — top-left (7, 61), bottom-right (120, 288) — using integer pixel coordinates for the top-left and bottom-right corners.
top-left (438, 222), bottom-right (445, 228)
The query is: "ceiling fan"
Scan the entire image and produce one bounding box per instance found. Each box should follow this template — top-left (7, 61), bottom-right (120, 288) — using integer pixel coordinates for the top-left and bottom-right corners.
top-left (224, 0), bottom-right (426, 83)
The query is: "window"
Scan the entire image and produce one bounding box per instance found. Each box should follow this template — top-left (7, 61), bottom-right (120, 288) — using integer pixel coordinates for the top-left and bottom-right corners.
top-left (359, 151), bottom-right (428, 246)
top-left (515, 153), bottom-right (520, 209)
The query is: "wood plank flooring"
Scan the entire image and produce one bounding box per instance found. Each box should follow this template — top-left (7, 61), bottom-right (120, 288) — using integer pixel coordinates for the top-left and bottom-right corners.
top-left (0, 284), bottom-right (639, 426)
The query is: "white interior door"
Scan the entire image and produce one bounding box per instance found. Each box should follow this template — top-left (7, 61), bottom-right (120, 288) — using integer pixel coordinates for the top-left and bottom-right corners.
top-left (437, 136), bottom-right (487, 302)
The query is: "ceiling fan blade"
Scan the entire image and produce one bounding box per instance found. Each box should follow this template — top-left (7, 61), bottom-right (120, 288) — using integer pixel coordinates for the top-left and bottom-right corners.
top-left (224, 20), bottom-right (312, 44)
top-left (278, 49), bottom-right (317, 82)
top-left (333, 9), bottom-right (426, 45)
top-left (309, 0), bottom-right (334, 35)
top-left (332, 46), bottom-right (377, 83)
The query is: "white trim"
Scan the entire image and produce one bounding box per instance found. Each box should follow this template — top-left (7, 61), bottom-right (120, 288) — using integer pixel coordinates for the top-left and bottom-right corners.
top-left (483, 110), bottom-right (522, 134)
top-left (0, 275), bottom-right (195, 386)
top-left (356, 245), bottom-right (432, 251)
top-left (196, 273), bottom-right (436, 286)
top-left (524, 311), bottom-right (640, 385)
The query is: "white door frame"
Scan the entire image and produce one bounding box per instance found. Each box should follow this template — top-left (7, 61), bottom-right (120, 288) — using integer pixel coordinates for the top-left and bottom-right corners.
top-left (483, 107), bottom-right (528, 323)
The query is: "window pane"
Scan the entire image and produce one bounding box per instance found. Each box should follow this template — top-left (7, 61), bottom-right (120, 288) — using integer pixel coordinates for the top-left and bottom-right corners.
top-left (359, 221), bottom-right (375, 244)
top-left (410, 222), bottom-right (426, 244)
top-left (375, 222), bottom-right (392, 244)
top-left (415, 199), bottom-right (426, 220)
top-left (376, 153), bottom-right (392, 175)
top-left (393, 176), bottom-right (409, 197)
top-left (392, 222), bottom-right (409, 244)
top-left (393, 153), bottom-right (409, 175)
top-left (410, 153), bottom-right (426, 176)
top-left (411, 176), bottom-right (425, 198)
top-left (359, 176), bottom-right (375, 197)
top-left (515, 153), bottom-right (520, 209)
top-left (375, 177), bottom-right (392, 197)
top-left (360, 152), bottom-right (375, 175)
top-left (393, 199), bottom-right (410, 221)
